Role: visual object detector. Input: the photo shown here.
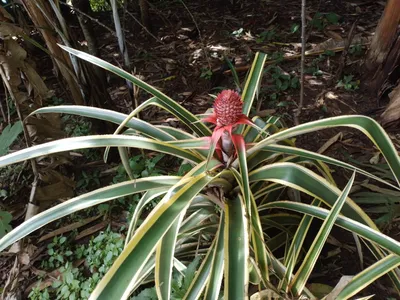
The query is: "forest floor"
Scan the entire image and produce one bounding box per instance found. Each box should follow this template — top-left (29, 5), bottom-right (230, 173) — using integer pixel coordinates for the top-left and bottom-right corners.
top-left (1, 0), bottom-right (400, 298)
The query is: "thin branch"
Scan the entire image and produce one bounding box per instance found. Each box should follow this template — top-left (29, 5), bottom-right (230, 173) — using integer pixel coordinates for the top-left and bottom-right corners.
top-left (179, 0), bottom-right (211, 68)
top-left (295, 0), bottom-right (306, 125)
top-left (59, 1), bottom-right (135, 47)
top-left (124, 9), bottom-right (162, 43)
top-left (336, 18), bottom-right (359, 81)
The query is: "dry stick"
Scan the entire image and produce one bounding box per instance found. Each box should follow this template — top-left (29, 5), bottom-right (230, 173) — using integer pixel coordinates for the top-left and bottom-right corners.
top-left (0, 83), bottom-right (6, 124)
top-left (121, 0), bottom-right (128, 36)
top-left (224, 44), bottom-right (370, 75)
top-left (179, 0), bottom-right (211, 68)
top-left (124, 9), bottom-right (162, 43)
top-left (59, 1), bottom-right (135, 48)
top-left (295, 0), bottom-right (307, 126)
top-left (3, 80), bottom-right (11, 124)
top-left (335, 19), bottom-right (359, 81)
top-left (0, 66), bottom-right (39, 292)
top-left (0, 89), bottom-right (6, 123)
top-left (0, 66), bottom-right (40, 209)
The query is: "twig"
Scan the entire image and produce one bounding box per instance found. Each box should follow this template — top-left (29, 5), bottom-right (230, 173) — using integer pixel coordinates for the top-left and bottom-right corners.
top-left (179, 0), bottom-right (211, 68)
top-left (335, 18), bottom-right (359, 81)
top-left (224, 43), bottom-right (370, 75)
top-left (124, 9), bottom-right (162, 43)
top-left (132, 67), bottom-right (141, 117)
top-left (3, 79), bottom-right (10, 124)
top-left (294, 0), bottom-right (306, 125)
top-left (0, 92), bottom-right (6, 123)
top-left (0, 66), bottom-right (40, 299)
top-left (0, 66), bottom-right (40, 206)
top-left (59, 1), bottom-right (135, 48)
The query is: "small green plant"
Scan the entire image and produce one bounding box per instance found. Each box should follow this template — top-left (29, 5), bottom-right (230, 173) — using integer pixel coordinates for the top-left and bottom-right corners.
top-left (310, 12), bottom-right (340, 30)
top-left (349, 43), bottom-right (363, 56)
top-left (231, 27), bottom-right (244, 38)
top-left (64, 117), bottom-right (92, 137)
top-left (89, 0), bottom-right (124, 11)
top-left (77, 170), bottom-right (101, 191)
top-left (256, 29), bottom-right (277, 43)
top-left (52, 262), bottom-right (82, 300)
top-left (305, 50), bottom-right (335, 76)
top-left (50, 96), bottom-right (65, 106)
top-left (337, 75), bottom-right (360, 90)
top-left (113, 154), bottom-right (165, 183)
top-left (30, 229), bottom-right (124, 299)
top-left (200, 68), bottom-right (213, 80)
top-left (28, 284), bottom-right (50, 300)
top-left (290, 23), bottom-right (300, 34)
top-left (0, 210), bottom-right (12, 238)
top-left (0, 121), bottom-right (23, 156)
top-left (264, 65), bottom-right (299, 101)
top-left (80, 228), bottom-right (124, 276)
top-left (0, 163), bottom-right (28, 200)
top-left (62, 116), bottom-right (101, 161)
top-left (41, 236), bottom-right (73, 270)
top-left (132, 257), bottom-right (202, 299)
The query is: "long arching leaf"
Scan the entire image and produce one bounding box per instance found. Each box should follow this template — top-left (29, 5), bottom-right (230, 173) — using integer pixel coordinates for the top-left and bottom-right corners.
top-left (0, 135), bottom-right (202, 168)
top-left (90, 173), bottom-right (217, 300)
top-left (59, 45), bottom-right (211, 137)
top-left (0, 176), bottom-right (180, 252)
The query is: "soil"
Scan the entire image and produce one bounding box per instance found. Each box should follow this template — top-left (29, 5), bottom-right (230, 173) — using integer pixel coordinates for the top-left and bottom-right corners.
top-left (1, 0), bottom-right (400, 298)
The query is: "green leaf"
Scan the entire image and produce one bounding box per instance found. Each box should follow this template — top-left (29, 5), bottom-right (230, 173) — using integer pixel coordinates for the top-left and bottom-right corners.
top-left (0, 211), bottom-right (12, 238)
top-left (225, 195), bottom-right (248, 299)
top-left (31, 106), bottom-right (174, 142)
top-left (249, 194), bottom-right (270, 286)
top-left (58, 45), bottom-right (211, 137)
top-left (290, 172), bottom-right (355, 295)
top-left (183, 239), bottom-right (216, 299)
top-left (250, 162), bottom-right (371, 226)
top-left (281, 198), bottom-right (321, 292)
top-left (336, 254), bottom-right (400, 299)
top-left (155, 211), bottom-right (185, 300)
top-left (241, 52), bottom-right (267, 118)
top-left (0, 122), bottom-right (23, 156)
top-left (249, 144), bottom-right (400, 191)
top-left (325, 12), bottom-right (340, 24)
top-left (231, 135), bottom-right (251, 215)
top-left (248, 115), bottom-right (400, 186)
top-left (0, 135), bottom-right (202, 168)
top-left (262, 201), bottom-right (400, 261)
top-left (90, 173), bottom-right (218, 300)
top-left (0, 177), bottom-right (180, 252)
top-left (204, 213), bottom-right (225, 300)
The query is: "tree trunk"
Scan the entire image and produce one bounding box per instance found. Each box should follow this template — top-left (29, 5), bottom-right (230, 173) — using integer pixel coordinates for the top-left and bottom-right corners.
top-left (21, 0), bottom-right (85, 105)
top-left (365, 0), bottom-right (400, 128)
top-left (139, 0), bottom-right (151, 32)
top-left (71, 0), bottom-right (113, 109)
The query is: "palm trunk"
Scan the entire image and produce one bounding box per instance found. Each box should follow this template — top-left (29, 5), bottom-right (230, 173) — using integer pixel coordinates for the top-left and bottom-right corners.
top-left (365, 0), bottom-right (400, 127)
top-left (21, 0), bottom-right (85, 105)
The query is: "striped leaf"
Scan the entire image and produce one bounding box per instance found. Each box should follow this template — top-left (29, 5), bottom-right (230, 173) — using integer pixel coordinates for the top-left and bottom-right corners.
top-left (203, 213), bottom-right (225, 300)
top-left (0, 177), bottom-right (180, 252)
top-left (0, 135), bottom-right (202, 168)
top-left (31, 105), bottom-right (174, 141)
top-left (248, 116), bottom-right (400, 186)
top-left (336, 254), bottom-right (400, 299)
top-left (90, 173), bottom-right (217, 299)
top-left (156, 211), bottom-right (186, 300)
top-left (225, 195), bottom-right (249, 299)
top-left (59, 45), bottom-right (211, 137)
top-left (289, 172), bottom-right (356, 295)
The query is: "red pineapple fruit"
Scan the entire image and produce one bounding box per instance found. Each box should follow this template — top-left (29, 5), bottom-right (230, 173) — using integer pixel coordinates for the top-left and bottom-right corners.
top-left (202, 90), bottom-right (253, 165)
